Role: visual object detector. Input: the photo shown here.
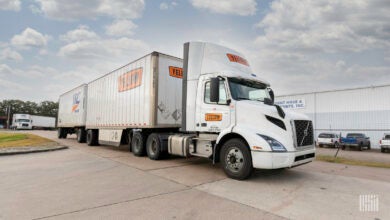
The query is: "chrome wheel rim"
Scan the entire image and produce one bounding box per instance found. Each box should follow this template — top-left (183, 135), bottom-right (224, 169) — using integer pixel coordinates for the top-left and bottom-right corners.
top-left (226, 147), bottom-right (244, 173)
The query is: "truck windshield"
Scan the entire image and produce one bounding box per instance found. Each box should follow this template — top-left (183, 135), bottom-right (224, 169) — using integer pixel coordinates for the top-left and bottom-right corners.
top-left (228, 77), bottom-right (270, 101)
top-left (16, 119), bottom-right (30, 122)
top-left (319, 133), bottom-right (334, 138)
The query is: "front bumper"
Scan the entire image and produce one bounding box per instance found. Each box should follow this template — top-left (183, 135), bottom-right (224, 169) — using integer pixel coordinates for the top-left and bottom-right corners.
top-left (342, 143), bottom-right (359, 147)
top-left (381, 145), bottom-right (390, 149)
top-left (251, 147), bottom-right (316, 169)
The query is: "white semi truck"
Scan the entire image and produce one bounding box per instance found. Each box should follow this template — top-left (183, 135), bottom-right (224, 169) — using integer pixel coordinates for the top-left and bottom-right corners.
top-left (58, 42), bottom-right (315, 179)
top-left (12, 114), bottom-right (56, 130)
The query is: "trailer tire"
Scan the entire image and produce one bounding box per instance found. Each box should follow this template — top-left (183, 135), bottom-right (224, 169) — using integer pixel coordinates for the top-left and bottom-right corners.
top-left (87, 129), bottom-right (98, 146)
top-left (132, 132), bottom-right (146, 156)
top-left (220, 138), bottom-right (253, 180)
top-left (77, 128), bottom-right (86, 143)
top-left (146, 133), bottom-right (163, 160)
top-left (128, 132), bottom-right (132, 152)
top-left (57, 128), bottom-right (64, 139)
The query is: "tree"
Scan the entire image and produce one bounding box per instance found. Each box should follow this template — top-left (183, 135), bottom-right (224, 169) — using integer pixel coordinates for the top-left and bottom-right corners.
top-left (0, 100), bottom-right (58, 118)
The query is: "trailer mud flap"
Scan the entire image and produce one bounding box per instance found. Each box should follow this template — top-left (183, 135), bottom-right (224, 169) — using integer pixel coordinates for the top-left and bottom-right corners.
top-left (99, 129), bottom-right (123, 147)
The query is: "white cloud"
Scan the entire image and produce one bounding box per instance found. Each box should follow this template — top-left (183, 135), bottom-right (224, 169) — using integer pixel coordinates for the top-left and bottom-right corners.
top-left (160, 1), bottom-right (177, 10)
top-left (190, 0), bottom-right (256, 16)
top-left (58, 26), bottom-right (149, 60)
top-left (249, 0), bottom-right (390, 95)
top-left (255, 0), bottom-right (390, 53)
top-left (60, 25), bottom-right (99, 42)
top-left (0, 48), bottom-right (23, 61)
top-left (0, 0), bottom-right (21, 11)
top-left (105, 20), bottom-right (137, 37)
top-left (34, 0), bottom-right (145, 21)
top-left (11, 28), bottom-right (50, 49)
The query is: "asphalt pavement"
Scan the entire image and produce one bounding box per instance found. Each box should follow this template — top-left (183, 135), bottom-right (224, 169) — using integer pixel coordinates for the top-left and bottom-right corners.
top-left (0, 130), bottom-right (388, 220)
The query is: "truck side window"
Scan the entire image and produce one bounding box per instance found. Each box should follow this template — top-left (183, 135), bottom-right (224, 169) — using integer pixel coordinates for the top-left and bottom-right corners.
top-left (204, 81), bottom-right (227, 104)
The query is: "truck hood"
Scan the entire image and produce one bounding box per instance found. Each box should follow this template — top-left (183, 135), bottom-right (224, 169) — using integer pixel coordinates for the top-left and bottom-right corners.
top-left (234, 100), bottom-right (310, 151)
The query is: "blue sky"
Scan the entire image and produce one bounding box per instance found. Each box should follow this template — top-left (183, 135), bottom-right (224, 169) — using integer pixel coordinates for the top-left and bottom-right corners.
top-left (0, 0), bottom-right (389, 101)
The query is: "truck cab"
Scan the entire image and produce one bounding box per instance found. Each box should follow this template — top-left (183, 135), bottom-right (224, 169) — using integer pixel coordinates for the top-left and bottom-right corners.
top-left (176, 42), bottom-right (316, 179)
top-left (11, 114), bottom-right (32, 130)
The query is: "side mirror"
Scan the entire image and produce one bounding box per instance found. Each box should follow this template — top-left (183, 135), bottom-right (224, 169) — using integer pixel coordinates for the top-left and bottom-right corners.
top-left (264, 98), bottom-right (274, 105)
top-left (268, 88), bottom-right (275, 103)
top-left (210, 78), bottom-right (220, 103)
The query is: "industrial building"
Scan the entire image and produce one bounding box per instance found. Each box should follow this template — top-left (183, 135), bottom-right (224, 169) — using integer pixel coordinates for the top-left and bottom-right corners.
top-left (275, 84), bottom-right (390, 149)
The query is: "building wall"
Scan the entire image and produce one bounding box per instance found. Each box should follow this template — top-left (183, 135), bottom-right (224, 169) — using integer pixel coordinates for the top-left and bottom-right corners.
top-left (276, 85), bottom-right (390, 148)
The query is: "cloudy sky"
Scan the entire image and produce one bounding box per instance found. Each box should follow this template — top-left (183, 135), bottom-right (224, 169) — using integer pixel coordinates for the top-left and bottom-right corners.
top-left (0, 0), bottom-right (389, 102)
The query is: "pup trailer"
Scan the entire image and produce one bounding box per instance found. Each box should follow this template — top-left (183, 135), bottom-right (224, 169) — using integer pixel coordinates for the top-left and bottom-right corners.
top-left (58, 42), bottom-right (315, 179)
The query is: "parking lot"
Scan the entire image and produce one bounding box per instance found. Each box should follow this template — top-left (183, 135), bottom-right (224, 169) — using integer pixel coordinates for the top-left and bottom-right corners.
top-left (0, 130), bottom-right (389, 220)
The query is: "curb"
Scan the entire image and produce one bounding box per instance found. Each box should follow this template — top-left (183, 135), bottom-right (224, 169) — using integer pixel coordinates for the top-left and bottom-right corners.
top-left (0, 146), bottom-right (68, 156)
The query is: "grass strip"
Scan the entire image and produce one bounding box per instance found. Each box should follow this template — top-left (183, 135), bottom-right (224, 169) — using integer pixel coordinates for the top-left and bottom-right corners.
top-left (0, 132), bottom-right (56, 148)
top-left (316, 155), bottom-right (390, 169)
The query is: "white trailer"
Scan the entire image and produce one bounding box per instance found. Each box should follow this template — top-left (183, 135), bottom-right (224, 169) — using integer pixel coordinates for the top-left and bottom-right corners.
top-left (57, 84), bottom-right (88, 142)
top-left (31, 115), bottom-right (55, 129)
top-left (58, 42), bottom-right (316, 180)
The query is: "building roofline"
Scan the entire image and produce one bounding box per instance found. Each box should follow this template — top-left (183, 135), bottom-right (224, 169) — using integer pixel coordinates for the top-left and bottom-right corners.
top-left (276, 83), bottom-right (390, 97)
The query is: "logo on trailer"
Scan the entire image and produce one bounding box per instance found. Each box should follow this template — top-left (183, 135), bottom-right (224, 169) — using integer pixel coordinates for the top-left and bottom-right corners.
top-left (118, 68), bottom-right (143, 92)
top-left (169, 66), bottom-right (183, 78)
top-left (72, 92), bottom-right (81, 113)
top-left (226, 53), bottom-right (249, 66)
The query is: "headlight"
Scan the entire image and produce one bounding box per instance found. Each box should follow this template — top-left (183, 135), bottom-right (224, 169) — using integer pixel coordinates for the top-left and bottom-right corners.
top-left (258, 134), bottom-right (287, 152)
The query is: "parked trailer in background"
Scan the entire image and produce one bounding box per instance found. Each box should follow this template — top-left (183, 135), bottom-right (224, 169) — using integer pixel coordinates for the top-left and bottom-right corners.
top-left (58, 42), bottom-right (316, 180)
top-left (57, 84), bottom-right (88, 142)
top-left (31, 115), bottom-right (55, 129)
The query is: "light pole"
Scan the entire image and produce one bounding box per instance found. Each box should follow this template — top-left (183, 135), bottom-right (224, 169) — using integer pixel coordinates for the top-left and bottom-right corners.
top-left (7, 105), bottom-right (11, 129)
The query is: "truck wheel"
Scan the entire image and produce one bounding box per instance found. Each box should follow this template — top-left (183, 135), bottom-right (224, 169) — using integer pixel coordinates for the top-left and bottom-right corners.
top-left (146, 133), bottom-right (163, 160)
top-left (77, 128), bottom-right (86, 143)
top-left (220, 138), bottom-right (253, 180)
top-left (381, 148), bottom-right (385, 153)
top-left (57, 128), bottom-right (63, 139)
top-left (86, 129), bottom-right (98, 146)
top-left (358, 143), bottom-right (363, 151)
top-left (132, 132), bottom-right (146, 156)
top-left (318, 144), bottom-right (323, 148)
top-left (341, 145), bottom-right (345, 150)
top-left (367, 143), bottom-right (371, 150)
top-left (128, 132), bottom-right (132, 152)
top-left (334, 142), bottom-right (339, 148)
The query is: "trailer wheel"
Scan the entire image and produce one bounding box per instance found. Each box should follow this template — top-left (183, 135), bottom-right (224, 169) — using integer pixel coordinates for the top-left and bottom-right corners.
top-left (132, 132), bottom-right (146, 156)
top-left (220, 138), bottom-right (253, 180)
top-left (128, 132), bottom-right (132, 152)
top-left (77, 128), bottom-right (86, 143)
top-left (57, 128), bottom-right (64, 139)
top-left (87, 129), bottom-right (98, 146)
top-left (146, 133), bottom-right (163, 160)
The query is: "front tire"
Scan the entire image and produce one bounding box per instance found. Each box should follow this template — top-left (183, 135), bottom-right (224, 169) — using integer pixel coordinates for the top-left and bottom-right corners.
top-left (334, 142), bottom-right (339, 148)
top-left (367, 142), bottom-right (371, 150)
top-left (132, 132), bottom-right (146, 156)
top-left (358, 143), bottom-right (363, 151)
top-left (220, 138), bottom-right (253, 180)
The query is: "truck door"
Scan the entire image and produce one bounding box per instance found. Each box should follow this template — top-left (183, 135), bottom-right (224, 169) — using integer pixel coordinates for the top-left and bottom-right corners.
top-left (197, 78), bottom-right (231, 132)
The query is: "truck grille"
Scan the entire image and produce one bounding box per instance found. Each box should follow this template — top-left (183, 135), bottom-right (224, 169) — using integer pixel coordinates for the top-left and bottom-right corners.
top-left (293, 120), bottom-right (314, 147)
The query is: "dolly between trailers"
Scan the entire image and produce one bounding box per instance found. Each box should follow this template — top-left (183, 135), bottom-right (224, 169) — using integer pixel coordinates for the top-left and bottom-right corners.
top-left (57, 42), bottom-right (315, 180)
